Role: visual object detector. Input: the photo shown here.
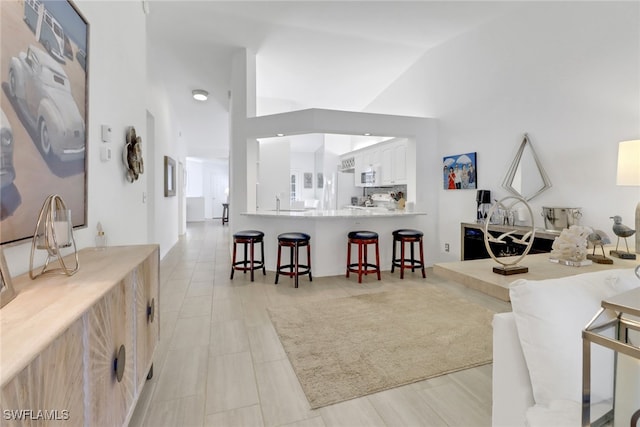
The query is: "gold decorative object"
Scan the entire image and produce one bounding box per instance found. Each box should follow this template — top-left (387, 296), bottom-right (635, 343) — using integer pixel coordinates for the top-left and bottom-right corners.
top-left (29, 195), bottom-right (79, 279)
top-left (483, 196), bottom-right (535, 275)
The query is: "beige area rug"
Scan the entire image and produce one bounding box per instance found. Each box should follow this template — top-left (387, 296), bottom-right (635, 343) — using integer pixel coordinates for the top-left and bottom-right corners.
top-left (267, 286), bottom-right (494, 409)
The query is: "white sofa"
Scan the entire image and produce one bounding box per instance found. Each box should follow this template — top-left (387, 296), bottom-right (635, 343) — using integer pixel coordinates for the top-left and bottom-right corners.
top-left (492, 268), bottom-right (639, 427)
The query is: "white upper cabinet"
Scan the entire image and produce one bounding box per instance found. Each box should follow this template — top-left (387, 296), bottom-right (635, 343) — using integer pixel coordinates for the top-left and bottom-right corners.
top-left (380, 140), bottom-right (407, 185)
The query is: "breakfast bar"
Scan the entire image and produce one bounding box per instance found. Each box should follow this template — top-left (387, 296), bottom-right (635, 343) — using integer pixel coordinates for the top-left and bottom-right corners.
top-left (240, 209), bottom-right (427, 277)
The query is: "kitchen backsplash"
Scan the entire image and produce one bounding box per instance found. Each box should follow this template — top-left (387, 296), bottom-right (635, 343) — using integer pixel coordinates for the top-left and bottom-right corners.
top-left (364, 185), bottom-right (407, 198)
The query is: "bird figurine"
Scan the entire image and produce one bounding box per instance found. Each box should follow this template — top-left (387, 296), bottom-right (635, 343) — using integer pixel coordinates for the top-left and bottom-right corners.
top-left (512, 230), bottom-right (533, 246)
top-left (487, 230), bottom-right (517, 245)
top-left (586, 229), bottom-right (613, 263)
top-left (610, 215), bottom-right (636, 255)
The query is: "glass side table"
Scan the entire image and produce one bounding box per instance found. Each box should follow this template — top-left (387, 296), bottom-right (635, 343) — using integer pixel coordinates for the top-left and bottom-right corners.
top-left (582, 286), bottom-right (640, 427)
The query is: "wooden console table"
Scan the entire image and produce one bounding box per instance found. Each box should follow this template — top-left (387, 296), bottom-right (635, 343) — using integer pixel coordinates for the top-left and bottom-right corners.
top-left (0, 245), bottom-right (159, 426)
top-left (434, 251), bottom-right (638, 302)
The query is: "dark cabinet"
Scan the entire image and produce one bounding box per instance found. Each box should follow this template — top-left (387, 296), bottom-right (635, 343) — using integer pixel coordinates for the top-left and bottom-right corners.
top-left (461, 222), bottom-right (556, 261)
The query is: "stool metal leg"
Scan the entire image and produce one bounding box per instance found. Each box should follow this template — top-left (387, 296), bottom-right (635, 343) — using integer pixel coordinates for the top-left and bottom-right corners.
top-left (419, 238), bottom-right (426, 278)
top-left (250, 238), bottom-right (255, 281)
top-left (275, 244), bottom-right (282, 284)
top-left (375, 239), bottom-right (381, 280)
top-left (400, 240), bottom-right (406, 279)
top-left (294, 242), bottom-right (299, 288)
top-left (346, 240), bottom-right (350, 278)
top-left (307, 243), bottom-right (312, 281)
top-left (230, 241), bottom-right (237, 279)
top-left (391, 238), bottom-right (397, 273)
top-left (410, 241), bottom-right (416, 272)
top-left (357, 241), bottom-right (363, 283)
top-left (261, 240), bottom-right (266, 276)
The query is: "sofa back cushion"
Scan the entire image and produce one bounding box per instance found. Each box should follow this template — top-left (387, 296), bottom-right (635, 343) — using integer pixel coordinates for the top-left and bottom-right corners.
top-left (509, 268), bottom-right (639, 406)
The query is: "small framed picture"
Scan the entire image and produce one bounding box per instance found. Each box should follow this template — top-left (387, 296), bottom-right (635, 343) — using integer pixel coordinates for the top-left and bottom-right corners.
top-left (443, 152), bottom-right (477, 190)
top-left (317, 173), bottom-right (324, 189)
top-left (304, 172), bottom-right (313, 189)
top-left (0, 247), bottom-right (16, 308)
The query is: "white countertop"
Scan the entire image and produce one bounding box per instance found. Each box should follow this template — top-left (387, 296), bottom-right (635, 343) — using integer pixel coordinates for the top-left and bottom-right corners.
top-left (241, 208), bottom-right (426, 219)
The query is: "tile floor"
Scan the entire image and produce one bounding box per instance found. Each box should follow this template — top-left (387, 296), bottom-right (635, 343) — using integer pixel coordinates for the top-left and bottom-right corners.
top-left (129, 221), bottom-right (511, 427)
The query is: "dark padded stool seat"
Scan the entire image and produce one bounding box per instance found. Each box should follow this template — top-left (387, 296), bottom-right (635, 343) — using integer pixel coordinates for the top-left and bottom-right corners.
top-left (391, 229), bottom-right (426, 279)
top-left (230, 230), bottom-right (266, 281)
top-left (346, 230), bottom-right (381, 283)
top-left (275, 232), bottom-right (312, 288)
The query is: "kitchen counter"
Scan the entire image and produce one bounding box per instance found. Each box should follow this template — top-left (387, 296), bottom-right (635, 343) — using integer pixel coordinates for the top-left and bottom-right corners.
top-left (238, 209), bottom-right (427, 277)
top-left (242, 208), bottom-right (425, 218)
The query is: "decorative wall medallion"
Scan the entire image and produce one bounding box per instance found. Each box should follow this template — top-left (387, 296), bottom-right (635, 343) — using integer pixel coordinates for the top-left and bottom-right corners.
top-left (123, 127), bottom-right (144, 183)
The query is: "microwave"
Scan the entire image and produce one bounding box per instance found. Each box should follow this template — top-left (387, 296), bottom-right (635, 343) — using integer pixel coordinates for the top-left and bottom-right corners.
top-left (361, 169), bottom-right (377, 186)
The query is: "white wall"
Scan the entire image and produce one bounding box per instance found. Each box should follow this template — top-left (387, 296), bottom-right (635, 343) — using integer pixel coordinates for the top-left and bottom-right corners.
top-left (258, 139), bottom-right (290, 210)
top-left (4, 1), bottom-right (152, 275)
top-left (146, 67), bottom-right (183, 258)
top-left (291, 152), bottom-right (316, 201)
top-left (186, 159), bottom-right (204, 197)
top-left (366, 2), bottom-right (640, 262)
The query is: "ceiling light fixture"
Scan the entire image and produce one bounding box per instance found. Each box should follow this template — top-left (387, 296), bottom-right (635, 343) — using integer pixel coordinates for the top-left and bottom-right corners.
top-left (192, 89), bottom-right (209, 101)
top-left (363, 133), bottom-right (371, 136)
top-left (276, 133), bottom-right (285, 137)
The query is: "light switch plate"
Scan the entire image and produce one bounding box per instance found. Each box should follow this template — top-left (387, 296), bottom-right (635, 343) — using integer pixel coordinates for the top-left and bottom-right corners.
top-left (101, 125), bottom-right (112, 143)
top-left (100, 146), bottom-right (111, 161)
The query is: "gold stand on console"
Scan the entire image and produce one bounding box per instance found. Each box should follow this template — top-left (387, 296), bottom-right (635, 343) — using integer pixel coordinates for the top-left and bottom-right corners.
top-left (29, 195), bottom-right (79, 279)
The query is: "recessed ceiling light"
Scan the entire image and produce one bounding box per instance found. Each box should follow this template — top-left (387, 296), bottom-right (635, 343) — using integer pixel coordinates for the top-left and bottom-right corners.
top-left (192, 89), bottom-right (209, 101)
top-left (276, 133), bottom-right (285, 137)
top-left (363, 133), bottom-right (371, 136)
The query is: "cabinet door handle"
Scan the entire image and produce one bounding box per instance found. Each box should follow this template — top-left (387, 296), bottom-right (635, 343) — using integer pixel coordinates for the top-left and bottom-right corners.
top-left (113, 344), bottom-right (126, 382)
top-left (147, 298), bottom-right (155, 323)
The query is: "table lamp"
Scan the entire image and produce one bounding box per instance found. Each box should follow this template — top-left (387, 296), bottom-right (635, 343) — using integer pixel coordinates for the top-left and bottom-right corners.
top-left (616, 139), bottom-right (640, 253)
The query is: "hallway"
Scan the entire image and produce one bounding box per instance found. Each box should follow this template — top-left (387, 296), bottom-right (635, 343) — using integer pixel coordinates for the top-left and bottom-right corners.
top-left (130, 221), bottom-right (510, 427)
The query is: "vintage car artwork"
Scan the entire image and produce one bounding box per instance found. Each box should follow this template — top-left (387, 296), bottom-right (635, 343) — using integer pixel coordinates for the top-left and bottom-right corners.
top-left (23, 0), bottom-right (67, 64)
top-left (7, 45), bottom-right (85, 161)
top-left (76, 49), bottom-right (86, 71)
top-left (0, 109), bottom-right (16, 189)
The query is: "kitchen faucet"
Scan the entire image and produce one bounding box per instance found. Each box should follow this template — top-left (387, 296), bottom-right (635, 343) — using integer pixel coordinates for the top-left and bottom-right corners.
top-left (276, 194), bottom-right (281, 213)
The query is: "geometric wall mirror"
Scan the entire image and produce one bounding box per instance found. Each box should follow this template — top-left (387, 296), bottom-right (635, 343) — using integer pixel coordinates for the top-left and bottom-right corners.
top-left (502, 133), bottom-right (552, 201)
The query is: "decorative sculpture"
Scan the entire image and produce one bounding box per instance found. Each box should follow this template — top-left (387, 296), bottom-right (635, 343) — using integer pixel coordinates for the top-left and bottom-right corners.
top-left (483, 196), bottom-right (535, 275)
top-left (586, 229), bottom-right (613, 264)
top-left (548, 225), bottom-right (593, 266)
top-left (609, 215), bottom-right (636, 260)
top-left (30, 195), bottom-right (79, 278)
top-left (123, 126), bottom-right (144, 183)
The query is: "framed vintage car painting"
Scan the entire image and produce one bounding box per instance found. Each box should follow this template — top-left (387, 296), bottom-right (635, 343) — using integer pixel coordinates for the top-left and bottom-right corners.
top-left (0, 0), bottom-right (89, 245)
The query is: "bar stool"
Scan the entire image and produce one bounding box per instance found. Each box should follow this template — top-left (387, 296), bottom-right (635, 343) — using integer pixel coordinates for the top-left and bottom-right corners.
top-left (230, 230), bottom-right (265, 281)
top-left (222, 203), bottom-right (229, 225)
top-left (275, 232), bottom-right (312, 288)
top-left (346, 231), bottom-right (381, 283)
top-left (391, 229), bottom-right (426, 279)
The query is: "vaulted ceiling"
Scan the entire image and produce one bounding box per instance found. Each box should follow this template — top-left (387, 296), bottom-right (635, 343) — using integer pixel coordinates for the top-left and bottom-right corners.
top-left (146, 1), bottom-right (520, 160)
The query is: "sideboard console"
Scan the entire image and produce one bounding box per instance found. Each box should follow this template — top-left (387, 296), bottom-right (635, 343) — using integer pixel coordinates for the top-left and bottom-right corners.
top-left (0, 245), bottom-right (159, 426)
top-left (461, 222), bottom-right (558, 261)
